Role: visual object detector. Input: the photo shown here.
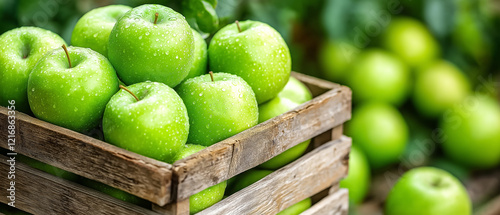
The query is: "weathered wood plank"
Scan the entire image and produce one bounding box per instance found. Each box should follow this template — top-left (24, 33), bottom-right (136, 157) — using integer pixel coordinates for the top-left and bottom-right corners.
top-left (0, 107), bottom-right (172, 206)
top-left (173, 86), bottom-right (351, 200)
top-left (152, 199), bottom-right (190, 215)
top-left (301, 189), bottom-right (349, 215)
top-left (0, 155), bottom-right (160, 215)
top-left (476, 195), bottom-right (500, 215)
top-left (196, 136), bottom-right (351, 215)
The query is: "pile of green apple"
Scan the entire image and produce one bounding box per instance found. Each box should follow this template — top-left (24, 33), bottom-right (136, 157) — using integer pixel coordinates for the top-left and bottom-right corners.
top-left (0, 4), bottom-right (318, 213)
top-left (321, 16), bottom-right (500, 214)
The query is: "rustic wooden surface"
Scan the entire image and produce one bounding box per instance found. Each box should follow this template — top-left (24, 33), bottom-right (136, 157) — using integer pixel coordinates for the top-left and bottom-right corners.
top-left (301, 189), bottom-right (349, 215)
top-left (152, 199), bottom-right (190, 215)
top-left (476, 194), bottom-right (500, 215)
top-left (173, 84), bottom-right (351, 200)
top-left (0, 107), bottom-right (173, 206)
top-left (0, 155), bottom-right (160, 215)
top-left (195, 136), bottom-right (351, 215)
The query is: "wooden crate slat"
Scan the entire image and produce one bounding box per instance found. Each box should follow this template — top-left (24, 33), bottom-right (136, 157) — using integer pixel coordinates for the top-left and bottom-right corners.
top-left (173, 86), bottom-right (351, 200)
top-left (301, 189), bottom-right (349, 215)
top-left (196, 136), bottom-right (351, 215)
top-left (0, 155), bottom-right (160, 215)
top-left (0, 108), bottom-right (172, 206)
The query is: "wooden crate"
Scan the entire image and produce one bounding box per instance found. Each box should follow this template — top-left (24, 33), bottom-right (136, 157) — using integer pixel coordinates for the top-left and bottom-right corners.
top-left (0, 72), bottom-right (352, 214)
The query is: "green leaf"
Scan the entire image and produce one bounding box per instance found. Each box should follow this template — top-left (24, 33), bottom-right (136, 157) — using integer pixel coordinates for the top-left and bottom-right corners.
top-left (183, 0), bottom-right (219, 33)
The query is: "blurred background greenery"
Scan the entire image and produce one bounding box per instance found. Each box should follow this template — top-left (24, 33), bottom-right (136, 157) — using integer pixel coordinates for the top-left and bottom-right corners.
top-left (1, 0), bottom-right (500, 214)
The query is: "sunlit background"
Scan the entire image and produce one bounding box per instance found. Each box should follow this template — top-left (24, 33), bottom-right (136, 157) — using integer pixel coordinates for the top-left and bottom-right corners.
top-left (1, 0), bottom-right (500, 214)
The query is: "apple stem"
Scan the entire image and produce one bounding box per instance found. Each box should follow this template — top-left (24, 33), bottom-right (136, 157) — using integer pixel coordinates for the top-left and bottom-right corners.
top-left (61, 44), bottom-right (71, 68)
top-left (209, 71), bottom-right (214, 82)
top-left (154, 12), bottom-right (159, 24)
top-left (235, 20), bottom-right (242, 33)
top-left (119, 85), bottom-right (139, 102)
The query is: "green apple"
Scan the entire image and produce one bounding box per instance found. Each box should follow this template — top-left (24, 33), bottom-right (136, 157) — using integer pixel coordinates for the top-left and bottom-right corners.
top-left (28, 46), bottom-right (119, 132)
top-left (18, 155), bottom-right (78, 182)
top-left (440, 96), bottom-right (500, 169)
top-left (277, 198), bottom-right (312, 215)
top-left (208, 20), bottom-right (291, 104)
top-left (81, 178), bottom-right (148, 207)
top-left (319, 40), bottom-right (359, 84)
top-left (173, 144), bottom-right (227, 214)
top-left (339, 146), bottom-right (370, 204)
top-left (103, 82), bottom-right (189, 163)
top-left (0, 27), bottom-right (66, 113)
top-left (382, 17), bottom-right (440, 67)
top-left (108, 4), bottom-right (194, 87)
top-left (258, 76), bottom-right (312, 169)
top-left (183, 28), bottom-right (207, 80)
top-left (277, 76), bottom-right (312, 104)
top-left (71, 5), bottom-right (132, 58)
top-left (413, 60), bottom-right (471, 118)
top-left (346, 102), bottom-right (409, 169)
top-left (227, 169), bottom-right (273, 195)
top-left (385, 167), bottom-right (471, 215)
top-left (347, 49), bottom-right (411, 105)
top-left (176, 72), bottom-right (258, 146)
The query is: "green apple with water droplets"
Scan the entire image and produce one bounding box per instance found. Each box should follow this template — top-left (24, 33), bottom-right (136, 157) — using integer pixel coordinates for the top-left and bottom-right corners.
top-left (208, 20), bottom-right (291, 104)
top-left (176, 72), bottom-right (258, 146)
top-left (103, 82), bottom-right (189, 163)
top-left (28, 46), bottom-right (118, 132)
top-left (183, 28), bottom-right (208, 80)
top-left (0, 27), bottom-right (66, 113)
top-left (173, 144), bottom-right (227, 214)
top-left (108, 4), bottom-right (194, 88)
top-left (71, 5), bottom-right (132, 58)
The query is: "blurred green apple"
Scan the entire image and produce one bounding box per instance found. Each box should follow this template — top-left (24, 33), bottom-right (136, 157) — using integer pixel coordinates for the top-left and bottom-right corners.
top-left (319, 40), bottom-right (359, 84)
top-left (28, 46), bottom-right (118, 132)
top-left (440, 96), bottom-right (500, 169)
top-left (347, 49), bottom-right (411, 105)
top-left (71, 5), bottom-right (132, 58)
top-left (209, 20), bottom-right (291, 104)
top-left (385, 167), bottom-right (471, 215)
top-left (382, 17), bottom-right (440, 68)
top-left (339, 146), bottom-right (370, 204)
top-left (102, 82), bottom-right (189, 163)
top-left (0, 27), bottom-right (66, 113)
top-left (346, 102), bottom-right (409, 169)
top-left (413, 60), bottom-right (471, 118)
top-left (173, 144), bottom-right (227, 214)
top-left (108, 4), bottom-right (194, 87)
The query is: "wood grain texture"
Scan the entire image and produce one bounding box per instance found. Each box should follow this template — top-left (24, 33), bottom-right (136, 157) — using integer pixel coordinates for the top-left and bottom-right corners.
top-left (476, 194), bottom-right (500, 215)
top-left (173, 85), bottom-right (351, 200)
top-left (301, 189), bottom-right (349, 215)
top-left (0, 155), bottom-right (160, 215)
top-left (152, 199), bottom-right (189, 215)
top-left (0, 107), bottom-right (172, 206)
top-left (196, 136), bottom-right (351, 215)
